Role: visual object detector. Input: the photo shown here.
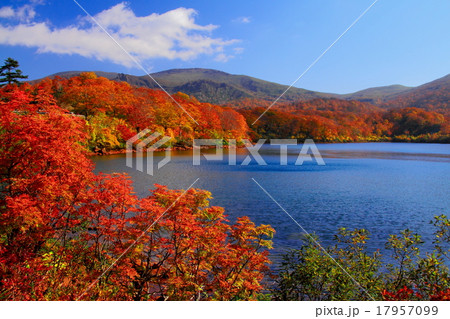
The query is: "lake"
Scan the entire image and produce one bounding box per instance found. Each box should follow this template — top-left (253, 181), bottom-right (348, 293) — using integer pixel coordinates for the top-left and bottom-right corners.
top-left (93, 142), bottom-right (450, 267)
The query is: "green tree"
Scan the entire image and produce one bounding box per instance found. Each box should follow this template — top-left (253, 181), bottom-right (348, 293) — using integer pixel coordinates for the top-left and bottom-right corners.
top-left (274, 216), bottom-right (450, 301)
top-left (0, 58), bottom-right (28, 86)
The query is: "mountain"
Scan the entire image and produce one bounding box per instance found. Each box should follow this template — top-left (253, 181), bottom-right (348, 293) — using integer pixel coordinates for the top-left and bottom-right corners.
top-left (382, 74), bottom-right (450, 114)
top-left (48, 71), bottom-right (119, 81)
top-left (341, 74), bottom-right (450, 113)
top-left (37, 68), bottom-right (335, 105)
top-left (35, 69), bottom-right (449, 111)
top-left (342, 84), bottom-right (413, 104)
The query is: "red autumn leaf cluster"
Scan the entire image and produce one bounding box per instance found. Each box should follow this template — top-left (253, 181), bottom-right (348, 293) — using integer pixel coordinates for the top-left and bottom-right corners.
top-left (382, 286), bottom-right (450, 301)
top-left (34, 73), bottom-right (249, 152)
top-left (0, 86), bottom-right (274, 300)
top-left (234, 98), bottom-right (449, 143)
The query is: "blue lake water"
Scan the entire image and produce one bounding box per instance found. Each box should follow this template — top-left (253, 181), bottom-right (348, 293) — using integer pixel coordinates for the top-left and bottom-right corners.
top-left (93, 143), bottom-right (450, 267)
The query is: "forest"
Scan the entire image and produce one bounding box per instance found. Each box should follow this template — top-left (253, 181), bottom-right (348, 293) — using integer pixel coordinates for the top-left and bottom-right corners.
top-left (235, 98), bottom-right (449, 143)
top-left (0, 62), bottom-right (449, 300)
top-left (29, 72), bottom-right (249, 153)
top-left (2, 71), bottom-right (448, 155)
top-left (1, 83), bottom-right (449, 300)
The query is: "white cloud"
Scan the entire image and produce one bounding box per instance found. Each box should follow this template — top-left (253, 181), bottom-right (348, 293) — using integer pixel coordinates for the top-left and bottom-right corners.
top-left (17, 5), bottom-right (36, 21)
top-left (233, 16), bottom-right (251, 24)
top-left (0, 2), bottom-right (239, 66)
top-left (215, 53), bottom-right (232, 62)
top-left (0, 4), bottom-right (36, 22)
top-left (0, 6), bottom-right (14, 18)
top-left (233, 47), bottom-right (244, 54)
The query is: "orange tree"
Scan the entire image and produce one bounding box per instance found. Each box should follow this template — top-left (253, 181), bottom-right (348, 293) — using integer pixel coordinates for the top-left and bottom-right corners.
top-left (35, 74), bottom-right (250, 151)
top-left (0, 85), bottom-right (273, 300)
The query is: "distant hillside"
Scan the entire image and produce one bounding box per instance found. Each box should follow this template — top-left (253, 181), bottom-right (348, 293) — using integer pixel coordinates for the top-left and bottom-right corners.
top-left (35, 69), bottom-right (449, 111)
top-left (36, 69), bottom-right (335, 105)
top-left (26, 70), bottom-right (450, 144)
top-left (342, 84), bottom-right (413, 104)
top-left (382, 74), bottom-right (450, 114)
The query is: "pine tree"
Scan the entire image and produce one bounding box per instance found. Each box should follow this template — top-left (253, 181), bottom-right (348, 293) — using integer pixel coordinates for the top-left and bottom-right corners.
top-left (0, 57), bottom-right (28, 86)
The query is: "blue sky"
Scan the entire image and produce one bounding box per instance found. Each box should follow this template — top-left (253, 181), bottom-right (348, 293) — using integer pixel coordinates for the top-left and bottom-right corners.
top-left (0, 0), bottom-right (449, 94)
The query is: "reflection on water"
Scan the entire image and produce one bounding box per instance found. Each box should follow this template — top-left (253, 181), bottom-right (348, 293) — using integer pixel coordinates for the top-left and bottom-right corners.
top-left (93, 143), bottom-right (450, 268)
top-left (259, 142), bottom-right (450, 162)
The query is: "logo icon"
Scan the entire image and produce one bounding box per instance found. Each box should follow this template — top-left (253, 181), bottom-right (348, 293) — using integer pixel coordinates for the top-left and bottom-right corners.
top-left (127, 130), bottom-right (325, 176)
top-left (126, 129), bottom-right (172, 175)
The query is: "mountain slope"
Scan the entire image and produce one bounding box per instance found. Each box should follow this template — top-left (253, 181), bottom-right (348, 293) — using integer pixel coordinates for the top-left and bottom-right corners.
top-left (40, 68), bottom-right (336, 104)
top-left (36, 69), bottom-right (449, 110)
top-left (383, 74), bottom-right (450, 113)
top-left (342, 84), bottom-right (413, 104)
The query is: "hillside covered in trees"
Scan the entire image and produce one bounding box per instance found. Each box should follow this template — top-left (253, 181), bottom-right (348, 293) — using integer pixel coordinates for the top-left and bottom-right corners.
top-left (22, 72), bottom-right (249, 153)
top-left (236, 98), bottom-right (449, 143)
top-left (29, 70), bottom-right (449, 147)
top-left (39, 69), bottom-right (450, 111)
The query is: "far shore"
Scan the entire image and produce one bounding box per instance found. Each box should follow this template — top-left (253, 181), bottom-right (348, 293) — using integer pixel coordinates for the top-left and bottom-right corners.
top-left (88, 139), bottom-right (449, 156)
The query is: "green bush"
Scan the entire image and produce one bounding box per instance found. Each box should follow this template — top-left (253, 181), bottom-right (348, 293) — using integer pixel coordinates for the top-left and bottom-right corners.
top-left (273, 215), bottom-right (450, 300)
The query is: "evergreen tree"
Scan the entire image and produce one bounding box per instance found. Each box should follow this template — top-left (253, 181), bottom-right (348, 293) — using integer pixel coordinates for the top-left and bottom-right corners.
top-left (0, 57), bottom-right (28, 86)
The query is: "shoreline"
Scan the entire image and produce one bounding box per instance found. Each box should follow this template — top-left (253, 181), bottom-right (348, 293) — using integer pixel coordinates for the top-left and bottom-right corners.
top-left (88, 139), bottom-right (449, 156)
top-left (88, 144), bottom-right (235, 156)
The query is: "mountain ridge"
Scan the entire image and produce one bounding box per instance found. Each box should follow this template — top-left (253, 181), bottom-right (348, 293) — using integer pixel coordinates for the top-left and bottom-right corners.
top-left (33, 68), bottom-right (449, 109)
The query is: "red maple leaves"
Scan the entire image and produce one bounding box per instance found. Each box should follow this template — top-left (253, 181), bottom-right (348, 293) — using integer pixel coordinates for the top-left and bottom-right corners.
top-left (0, 86), bottom-right (273, 300)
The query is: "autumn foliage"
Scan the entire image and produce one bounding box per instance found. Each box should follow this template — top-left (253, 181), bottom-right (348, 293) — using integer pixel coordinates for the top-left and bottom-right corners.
top-left (1, 69), bottom-right (448, 300)
top-left (0, 86), bottom-right (273, 300)
top-left (35, 73), bottom-right (249, 152)
top-left (234, 98), bottom-right (449, 143)
top-left (15, 73), bottom-right (450, 149)
top-left (382, 287), bottom-right (450, 301)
